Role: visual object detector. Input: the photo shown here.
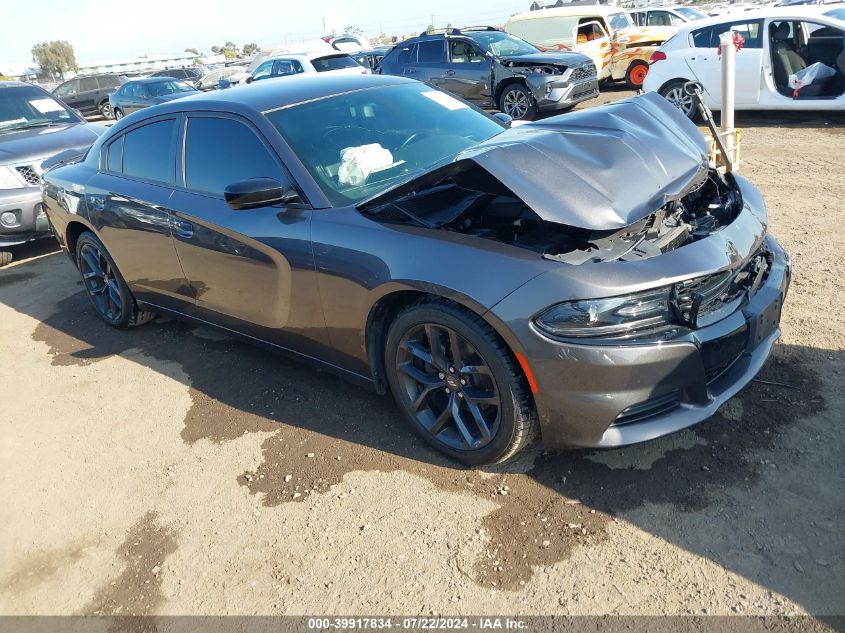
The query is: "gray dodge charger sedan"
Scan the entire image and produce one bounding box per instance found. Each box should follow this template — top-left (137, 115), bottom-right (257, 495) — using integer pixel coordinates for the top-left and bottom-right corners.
top-left (41, 75), bottom-right (789, 465)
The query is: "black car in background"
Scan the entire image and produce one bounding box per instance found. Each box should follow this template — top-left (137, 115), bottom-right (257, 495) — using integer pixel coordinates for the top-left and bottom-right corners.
top-left (108, 78), bottom-right (199, 120)
top-left (150, 67), bottom-right (208, 86)
top-left (377, 27), bottom-right (598, 120)
top-left (53, 73), bottom-right (126, 119)
top-left (0, 82), bottom-right (104, 265)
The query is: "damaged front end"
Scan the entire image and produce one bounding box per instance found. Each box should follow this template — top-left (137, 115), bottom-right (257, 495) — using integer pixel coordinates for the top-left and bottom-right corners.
top-left (360, 92), bottom-right (747, 267)
top-left (494, 54), bottom-right (599, 111)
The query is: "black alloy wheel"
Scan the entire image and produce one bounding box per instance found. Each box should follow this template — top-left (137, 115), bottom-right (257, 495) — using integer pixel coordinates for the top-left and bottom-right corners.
top-left (75, 231), bottom-right (155, 328)
top-left (396, 322), bottom-right (501, 451)
top-left (385, 300), bottom-right (537, 465)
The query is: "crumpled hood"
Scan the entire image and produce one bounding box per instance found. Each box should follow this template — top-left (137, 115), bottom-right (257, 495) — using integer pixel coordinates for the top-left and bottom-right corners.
top-left (498, 52), bottom-right (591, 67)
top-left (458, 92), bottom-right (709, 231)
top-left (0, 123), bottom-right (103, 165)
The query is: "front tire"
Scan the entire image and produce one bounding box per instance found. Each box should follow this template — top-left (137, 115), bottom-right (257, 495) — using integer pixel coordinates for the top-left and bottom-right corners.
top-left (385, 299), bottom-right (537, 465)
top-left (498, 84), bottom-right (538, 121)
top-left (114, 108), bottom-right (123, 120)
top-left (75, 232), bottom-right (155, 328)
top-left (658, 80), bottom-right (700, 121)
top-left (625, 61), bottom-right (649, 90)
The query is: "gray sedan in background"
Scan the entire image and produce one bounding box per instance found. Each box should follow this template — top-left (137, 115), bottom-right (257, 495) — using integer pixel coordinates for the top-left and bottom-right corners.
top-left (41, 75), bottom-right (788, 464)
top-left (108, 77), bottom-right (198, 120)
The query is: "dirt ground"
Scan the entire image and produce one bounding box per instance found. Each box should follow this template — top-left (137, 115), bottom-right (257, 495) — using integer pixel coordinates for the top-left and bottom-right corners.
top-left (1, 89), bottom-right (843, 621)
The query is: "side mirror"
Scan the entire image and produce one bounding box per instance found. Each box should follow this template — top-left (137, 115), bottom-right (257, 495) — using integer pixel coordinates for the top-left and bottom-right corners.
top-left (245, 76), bottom-right (253, 84)
top-left (493, 112), bottom-right (513, 127)
top-left (224, 178), bottom-right (296, 210)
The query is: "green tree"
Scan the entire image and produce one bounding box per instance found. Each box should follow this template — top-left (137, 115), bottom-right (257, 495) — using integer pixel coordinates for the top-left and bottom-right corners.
top-left (31, 40), bottom-right (77, 81)
top-left (426, 24), bottom-right (435, 34)
top-left (242, 42), bottom-right (259, 57)
top-left (185, 47), bottom-right (200, 55)
top-left (211, 45), bottom-right (222, 55)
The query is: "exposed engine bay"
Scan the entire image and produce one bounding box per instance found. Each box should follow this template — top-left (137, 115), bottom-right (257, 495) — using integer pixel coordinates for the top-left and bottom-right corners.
top-left (363, 165), bottom-right (743, 264)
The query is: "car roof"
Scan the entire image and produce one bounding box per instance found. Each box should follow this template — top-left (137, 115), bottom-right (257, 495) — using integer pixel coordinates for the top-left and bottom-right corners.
top-left (509, 5), bottom-right (629, 20)
top-left (125, 73), bottom-right (413, 116)
top-left (267, 50), bottom-right (352, 63)
top-left (126, 76), bottom-right (190, 83)
top-left (668, 6), bottom-right (844, 33)
top-left (0, 81), bottom-right (36, 89)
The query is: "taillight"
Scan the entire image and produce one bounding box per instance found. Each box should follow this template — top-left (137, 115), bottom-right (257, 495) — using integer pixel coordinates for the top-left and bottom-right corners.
top-left (649, 51), bottom-right (667, 65)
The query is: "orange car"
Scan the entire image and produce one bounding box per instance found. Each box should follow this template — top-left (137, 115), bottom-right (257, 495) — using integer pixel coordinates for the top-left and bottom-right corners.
top-left (505, 6), bottom-right (677, 88)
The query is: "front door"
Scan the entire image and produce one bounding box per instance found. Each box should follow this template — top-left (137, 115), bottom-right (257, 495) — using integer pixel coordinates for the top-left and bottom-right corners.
top-left (167, 113), bottom-right (330, 358)
top-left (441, 39), bottom-right (492, 104)
top-left (573, 20), bottom-right (612, 79)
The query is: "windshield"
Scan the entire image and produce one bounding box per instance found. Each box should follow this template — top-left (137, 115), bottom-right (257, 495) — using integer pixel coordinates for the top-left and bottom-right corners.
top-left (676, 6), bottom-right (707, 20)
top-left (147, 80), bottom-right (194, 97)
top-left (506, 16), bottom-right (579, 49)
top-left (608, 12), bottom-right (633, 30)
top-left (264, 83), bottom-right (504, 206)
top-left (466, 31), bottom-right (538, 56)
top-left (0, 84), bottom-right (77, 133)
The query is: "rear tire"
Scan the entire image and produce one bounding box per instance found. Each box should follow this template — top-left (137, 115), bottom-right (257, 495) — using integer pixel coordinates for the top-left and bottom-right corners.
top-left (658, 80), bottom-right (700, 121)
top-left (114, 108), bottom-right (123, 120)
top-left (385, 298), bottom-right (538, 465)
top-left (0, 250), bottom-right (12, 267)
top-left (99, 101), bottom-right (113, 119)
top-left (75, 231), bottom-right (156, 328)
top-left (625, 61), bottom-right (649, 90)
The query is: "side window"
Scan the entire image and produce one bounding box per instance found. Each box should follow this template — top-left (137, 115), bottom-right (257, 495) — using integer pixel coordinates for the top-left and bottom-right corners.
top-left (648, 12), bottom-right (673, 27)
top-left (80, 77), bottom-right (98, 92)
top-left (691, 26), bottom-right (714, 48)
top-left (122, 119), bottom-right (176, 184)
top-left (450, 40), bottom-right (486, 63)
top-left (253, 60), bottom-right (274, 80)
top-left (54, 81), bottom-right (74, 97)
top-left (396, 44), bottom-right (416, 65)
top-left (106, 135), bottom-right (124, 173)
top-left (274, 59), bottom-right (302, 76)
top-left (184, 117), bottom-right (281, 197)
top-left (417, 40), bottom-right (446, 63)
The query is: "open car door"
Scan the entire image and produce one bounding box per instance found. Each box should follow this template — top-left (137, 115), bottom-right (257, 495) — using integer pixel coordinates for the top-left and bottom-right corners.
top-left (572, 20), bottom-right (612, 79)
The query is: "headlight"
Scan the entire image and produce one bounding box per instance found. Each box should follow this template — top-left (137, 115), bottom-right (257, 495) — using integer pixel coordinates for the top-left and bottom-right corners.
top-left (0, 165), bottom-right (26, 190)
top-left (534, 287), bottom-right (674, 338)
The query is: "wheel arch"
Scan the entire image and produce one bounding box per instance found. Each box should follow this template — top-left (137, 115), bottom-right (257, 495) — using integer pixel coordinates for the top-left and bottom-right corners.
top-left (494, 77), bottom-right (531, 105)
top-left (64, 218), bottom-right (98, 267)
top-left (364, 284), bottom-right (537, 410)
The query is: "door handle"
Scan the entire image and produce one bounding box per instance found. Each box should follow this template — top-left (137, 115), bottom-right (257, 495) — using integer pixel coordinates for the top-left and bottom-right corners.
top-left (173, 220), bottom-right (194, 239)
top-left (446, 70), bottom-right (456, 76)
top-left (405, 68), bottom-right (417, 75)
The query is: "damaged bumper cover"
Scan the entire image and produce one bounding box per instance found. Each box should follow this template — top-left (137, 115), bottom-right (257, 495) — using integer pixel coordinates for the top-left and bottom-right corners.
top-left (525, 66), bottom-right (599, 112)
top-left (488, 175), bottom-right (790, 449)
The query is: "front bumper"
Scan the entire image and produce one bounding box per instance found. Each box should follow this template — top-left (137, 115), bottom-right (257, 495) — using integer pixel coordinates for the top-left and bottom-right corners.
top-left (525, 235), bottom-right (790, 449)
top-left (527, 75), bottom-right (600, 111)
top-left (0, 187), bottom-right (50, 247)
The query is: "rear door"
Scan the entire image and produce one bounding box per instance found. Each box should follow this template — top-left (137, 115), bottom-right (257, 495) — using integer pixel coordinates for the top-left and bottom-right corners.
top-left (75, 76), bottom-right (100, 113)
top-left (55, 79), bottom-right (82, 110)
top-left (409, 39), bottom-right (448, 85)
top-left (84, 116), bottom-right (192, 312)
top-left (168, 113), bottom-right (330, 357)
top-left (442, 38), bottom-right (492, 103)
top-left (687, 19), bottom-right (764, 105)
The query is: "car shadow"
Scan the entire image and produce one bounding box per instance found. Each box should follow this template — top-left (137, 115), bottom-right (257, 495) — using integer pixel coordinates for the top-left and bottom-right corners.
top-left (0, 255), bottom-right (842, 615)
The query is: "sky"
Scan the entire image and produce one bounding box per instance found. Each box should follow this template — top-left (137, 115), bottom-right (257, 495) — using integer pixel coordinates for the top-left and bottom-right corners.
top-left (1, 0), bottom-right (528, 65)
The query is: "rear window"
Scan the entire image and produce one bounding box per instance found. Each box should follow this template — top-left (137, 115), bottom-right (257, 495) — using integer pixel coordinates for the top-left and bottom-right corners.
top-left (312, 55), bottom-right (361, 72)
top-left (122, 119), bottom-right (176, 184)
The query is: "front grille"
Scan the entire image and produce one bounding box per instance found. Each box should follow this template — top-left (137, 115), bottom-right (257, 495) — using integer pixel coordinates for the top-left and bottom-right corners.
top-left (613, 390), bottom-right (682, 427)
top-left (701, 325), bottom-right (748, 383)
top-left (570, 64), bottom-right (597, 81)
top-left (673, 247), bottom-right (770, 328)
top-left (15, 165), bottom-right (41, 186)
top-left (572, 85), bottom-right (599, 101)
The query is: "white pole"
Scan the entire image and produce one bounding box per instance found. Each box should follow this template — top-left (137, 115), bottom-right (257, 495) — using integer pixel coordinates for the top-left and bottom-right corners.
top-left (719, 31), bottom-right (735, 134)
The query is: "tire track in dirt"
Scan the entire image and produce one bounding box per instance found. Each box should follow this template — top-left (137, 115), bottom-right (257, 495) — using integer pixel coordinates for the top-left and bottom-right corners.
top-left (33, 291), bottom-right (824, 590)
